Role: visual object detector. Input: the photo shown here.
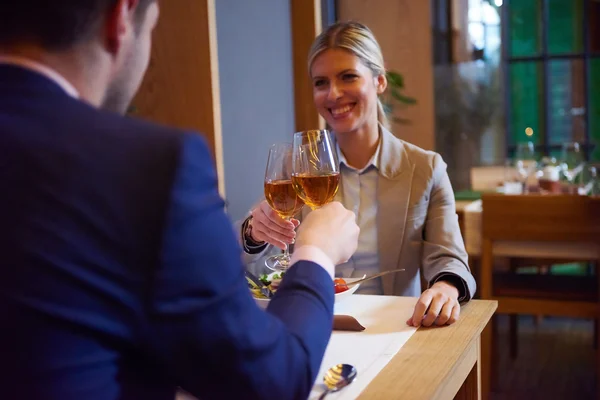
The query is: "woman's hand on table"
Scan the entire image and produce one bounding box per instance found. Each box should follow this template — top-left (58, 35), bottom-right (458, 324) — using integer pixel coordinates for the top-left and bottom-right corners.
top-left (248, 201), bottom-right (299, 250)
top-left (406, 281), bottom-right (460, 327)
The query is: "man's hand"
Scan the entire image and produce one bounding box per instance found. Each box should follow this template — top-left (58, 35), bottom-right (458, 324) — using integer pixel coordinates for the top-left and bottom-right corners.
top-left (294, 202), bottom-right (359, 266)
top-left (407, 281), bottom-right (460, 327)
top-left (247, 201), bottom-right (299, 250)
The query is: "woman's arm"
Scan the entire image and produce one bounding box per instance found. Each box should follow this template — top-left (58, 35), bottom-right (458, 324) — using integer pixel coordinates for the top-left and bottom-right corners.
top-left (407, 153), bottom-right (478, 327)
top-left (421, 153), bottom-right (476, 302)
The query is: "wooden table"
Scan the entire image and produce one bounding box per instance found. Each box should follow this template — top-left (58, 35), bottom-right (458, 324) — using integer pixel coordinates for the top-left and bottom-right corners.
top-left (358, 299), bottom-right (497, 400)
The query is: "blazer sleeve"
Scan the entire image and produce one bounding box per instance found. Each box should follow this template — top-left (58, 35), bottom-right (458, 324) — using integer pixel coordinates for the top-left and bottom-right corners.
top-left (421, 153), bottom-right (477, 301)
top-left (148, 133), bottom-right (334, 400)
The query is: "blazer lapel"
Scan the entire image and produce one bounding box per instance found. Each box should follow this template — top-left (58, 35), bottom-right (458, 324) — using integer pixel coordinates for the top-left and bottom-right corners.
top-left (376, 127), bottom-right (413, 295)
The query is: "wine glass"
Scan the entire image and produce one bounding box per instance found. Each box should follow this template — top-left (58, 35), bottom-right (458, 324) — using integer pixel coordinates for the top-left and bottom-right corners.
top-left (291, 130), bottom-right (340, 210)
top-left (263, 143), bottom-right (305, 271)
top-left (575, 165), bottom-right (599, 196)
top-left (514, 141), bottom-right (537, 193)
top-left (560, 142), bottom-right (585, 193)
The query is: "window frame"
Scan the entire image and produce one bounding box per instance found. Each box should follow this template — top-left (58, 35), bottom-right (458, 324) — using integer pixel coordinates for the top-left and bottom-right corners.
top-left (502, 0), bottom-right (600, 160)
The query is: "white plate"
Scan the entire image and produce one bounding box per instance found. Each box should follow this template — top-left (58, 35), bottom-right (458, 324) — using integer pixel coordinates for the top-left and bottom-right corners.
top-left (253, 275), bottom-right (365, 310)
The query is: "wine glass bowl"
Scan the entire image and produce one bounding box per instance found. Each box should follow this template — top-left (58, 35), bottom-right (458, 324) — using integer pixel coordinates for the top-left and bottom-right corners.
top-left (264, 180), bottom-right (304, 220)
top-left (291, 130), bottom-right (340, 210)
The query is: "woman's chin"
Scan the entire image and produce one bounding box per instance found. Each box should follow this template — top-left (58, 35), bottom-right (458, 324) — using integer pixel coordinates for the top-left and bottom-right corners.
top-left (326, 119), bottom-right (357, 134)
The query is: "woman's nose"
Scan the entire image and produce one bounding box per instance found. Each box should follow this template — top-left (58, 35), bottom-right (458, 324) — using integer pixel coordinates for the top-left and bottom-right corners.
top-left (327, 83), bottom-right (342, 101)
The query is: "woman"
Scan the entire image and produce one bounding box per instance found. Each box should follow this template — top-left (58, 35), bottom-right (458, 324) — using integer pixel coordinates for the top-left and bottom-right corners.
top-left (241, 21), bottom-right (476, 327)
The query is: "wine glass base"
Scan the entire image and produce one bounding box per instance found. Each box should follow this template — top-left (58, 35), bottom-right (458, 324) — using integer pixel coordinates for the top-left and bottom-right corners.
top-left (265, 254), bottom-right (291, 272)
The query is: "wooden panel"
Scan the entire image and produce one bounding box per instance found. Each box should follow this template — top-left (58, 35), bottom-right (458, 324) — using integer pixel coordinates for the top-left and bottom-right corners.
top-left (290, 0), bottom-right (325, 132)
top-left (132, 0), bottom-right (225, 195)
top-left (358, 299), bottom-right (497, 400)
top-left (337, 0), bottom-right (435, 150)
top-left (454, 337), bottom-right (481, 400)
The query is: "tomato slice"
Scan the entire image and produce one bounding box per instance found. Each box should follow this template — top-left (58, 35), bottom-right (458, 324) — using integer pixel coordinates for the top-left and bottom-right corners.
top-left (334, 278), bottom-right (348, 294)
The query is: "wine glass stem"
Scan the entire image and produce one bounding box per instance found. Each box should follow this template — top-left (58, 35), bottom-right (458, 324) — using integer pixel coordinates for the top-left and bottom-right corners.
top-left (283, 217), bottom-right (291, 258)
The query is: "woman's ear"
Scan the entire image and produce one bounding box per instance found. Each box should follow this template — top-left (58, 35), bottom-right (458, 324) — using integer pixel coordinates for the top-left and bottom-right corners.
top-left (375, 73), bottom-right (387, 95)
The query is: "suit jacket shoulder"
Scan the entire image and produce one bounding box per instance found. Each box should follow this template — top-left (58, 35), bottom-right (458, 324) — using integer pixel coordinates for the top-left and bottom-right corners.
top-left (397, 138), bottom-right (445, 182)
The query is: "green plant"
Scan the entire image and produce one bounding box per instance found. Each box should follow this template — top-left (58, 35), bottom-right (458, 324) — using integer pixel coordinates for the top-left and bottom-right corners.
top-left (381, 70), bottom-right (417, 124)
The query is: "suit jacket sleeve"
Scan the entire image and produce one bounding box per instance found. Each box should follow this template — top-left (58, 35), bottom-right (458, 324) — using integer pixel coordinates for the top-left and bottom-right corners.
top-left (421, 154), bottom-right (476, 301)
top-left (148, 133), bottom-right (334, 400)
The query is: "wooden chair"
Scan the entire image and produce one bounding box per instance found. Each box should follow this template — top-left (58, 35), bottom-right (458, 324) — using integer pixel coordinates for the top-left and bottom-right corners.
top-left (479, 194), bottom-right (600, 398)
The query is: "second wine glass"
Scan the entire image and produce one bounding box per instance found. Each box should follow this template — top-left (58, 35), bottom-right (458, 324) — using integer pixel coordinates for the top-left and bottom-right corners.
top-left (264, 143), bottom-right (305, 271)
top-left (561, 142), bottom-right (585, 193)
top-left (291, 130), bottom-right (340, 210)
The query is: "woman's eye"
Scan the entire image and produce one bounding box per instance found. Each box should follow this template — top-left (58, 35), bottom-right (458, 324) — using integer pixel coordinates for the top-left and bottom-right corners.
top-left (314, 79), bottom-right (327, 87)
top-left (343, 74), bottom-right (358, 81)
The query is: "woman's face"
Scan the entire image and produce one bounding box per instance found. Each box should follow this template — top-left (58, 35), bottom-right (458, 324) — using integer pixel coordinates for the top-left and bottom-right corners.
top-left (310, 48), bottom-right (386, 135)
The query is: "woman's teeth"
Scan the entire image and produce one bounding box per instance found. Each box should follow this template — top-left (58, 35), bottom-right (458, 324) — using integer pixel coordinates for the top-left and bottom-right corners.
top-left (331, 104), bottom-right (354, 116)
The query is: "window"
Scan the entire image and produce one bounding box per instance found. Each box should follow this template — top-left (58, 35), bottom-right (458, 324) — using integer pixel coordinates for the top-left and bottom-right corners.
top-left (504, 0), bottom-right (600, 161)
top-left (468, 0), bottom-right (502, 62)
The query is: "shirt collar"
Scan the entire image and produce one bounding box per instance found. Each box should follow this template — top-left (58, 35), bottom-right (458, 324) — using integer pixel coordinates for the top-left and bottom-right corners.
top-left (336, 131), bottom-right (382, 174)
top-left (0, 55), bottom-right (79, 98)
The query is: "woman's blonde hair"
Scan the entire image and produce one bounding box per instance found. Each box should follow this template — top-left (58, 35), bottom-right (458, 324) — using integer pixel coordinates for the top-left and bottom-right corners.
top-left (308, 21), bottom-right (389, 130)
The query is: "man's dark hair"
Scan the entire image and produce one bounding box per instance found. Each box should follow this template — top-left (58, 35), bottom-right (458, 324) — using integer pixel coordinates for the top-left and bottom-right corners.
top-left (0, 0), bottom-right (155, 51)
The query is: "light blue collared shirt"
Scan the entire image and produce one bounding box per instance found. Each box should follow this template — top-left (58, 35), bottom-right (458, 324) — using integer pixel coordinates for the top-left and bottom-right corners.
top-left (335, 140), bottom-right (383, 295)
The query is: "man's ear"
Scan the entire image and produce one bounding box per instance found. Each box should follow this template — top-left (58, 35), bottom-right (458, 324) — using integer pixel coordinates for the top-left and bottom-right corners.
top-left (103, 0), bottom-right (139, 56)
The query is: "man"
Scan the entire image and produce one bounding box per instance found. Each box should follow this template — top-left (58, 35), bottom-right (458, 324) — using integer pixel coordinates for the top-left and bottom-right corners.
top-left (0, 1), bottom-right (359, 399)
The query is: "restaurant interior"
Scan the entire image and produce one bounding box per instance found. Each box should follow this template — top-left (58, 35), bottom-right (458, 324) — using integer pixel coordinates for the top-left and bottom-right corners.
top-left (130, 1), bottom-right (600, 399)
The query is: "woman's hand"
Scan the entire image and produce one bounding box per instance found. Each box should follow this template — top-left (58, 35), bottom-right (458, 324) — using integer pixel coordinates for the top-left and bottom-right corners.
top-left (406, 281), bottom-right (460, 327)
top-left (247, 201), bottom-right (300, 250)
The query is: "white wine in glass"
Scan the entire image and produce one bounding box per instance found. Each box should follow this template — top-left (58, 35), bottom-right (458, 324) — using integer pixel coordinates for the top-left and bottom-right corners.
top-left (291, 130), bottom-right (340, 210)
top-left (263, 143), bottom-right (305, 271)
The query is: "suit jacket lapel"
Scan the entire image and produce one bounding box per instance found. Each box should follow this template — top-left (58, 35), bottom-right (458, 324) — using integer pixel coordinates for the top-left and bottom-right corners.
top-left (376, 127), bottom-right (413, 295)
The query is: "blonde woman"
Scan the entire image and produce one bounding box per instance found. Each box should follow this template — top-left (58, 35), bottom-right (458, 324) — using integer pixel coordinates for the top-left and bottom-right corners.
top-left (241, 21), bottom-right (475, 327)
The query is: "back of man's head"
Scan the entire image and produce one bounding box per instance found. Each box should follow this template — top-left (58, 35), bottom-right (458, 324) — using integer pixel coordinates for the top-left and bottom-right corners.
top-left (0, 0), bottom-right (155, 50)
top-left (0, 0), bottom-right (159, 114)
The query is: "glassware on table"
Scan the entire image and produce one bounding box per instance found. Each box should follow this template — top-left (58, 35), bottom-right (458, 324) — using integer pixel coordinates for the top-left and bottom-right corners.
top-left (263, 143), bottom-right (305, 271)
top-left (291, 130), bottom-right (340, 210)
top-left (560, 142), bottom-right (585, 193)
top-left (536, 156), bottom-right (562, 193)
top-left (503, 159), bottom-right (524, 194)
top-left (576, 165), bottom-right (599, 196)
top-left (513, 141), bottom-right (538, 193)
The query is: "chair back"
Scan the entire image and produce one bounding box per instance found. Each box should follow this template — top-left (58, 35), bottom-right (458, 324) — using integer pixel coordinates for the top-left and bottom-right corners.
top-left (481, 194), bottom-right (600, 244)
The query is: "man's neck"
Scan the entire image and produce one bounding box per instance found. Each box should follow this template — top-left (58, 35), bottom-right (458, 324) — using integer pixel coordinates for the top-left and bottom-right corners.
top-left (0, 44), bottom-right (107, 107)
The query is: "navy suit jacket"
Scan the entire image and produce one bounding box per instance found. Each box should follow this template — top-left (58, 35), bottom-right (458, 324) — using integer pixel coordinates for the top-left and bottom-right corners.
top-left (0, 65), bottom-right (335, 400)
